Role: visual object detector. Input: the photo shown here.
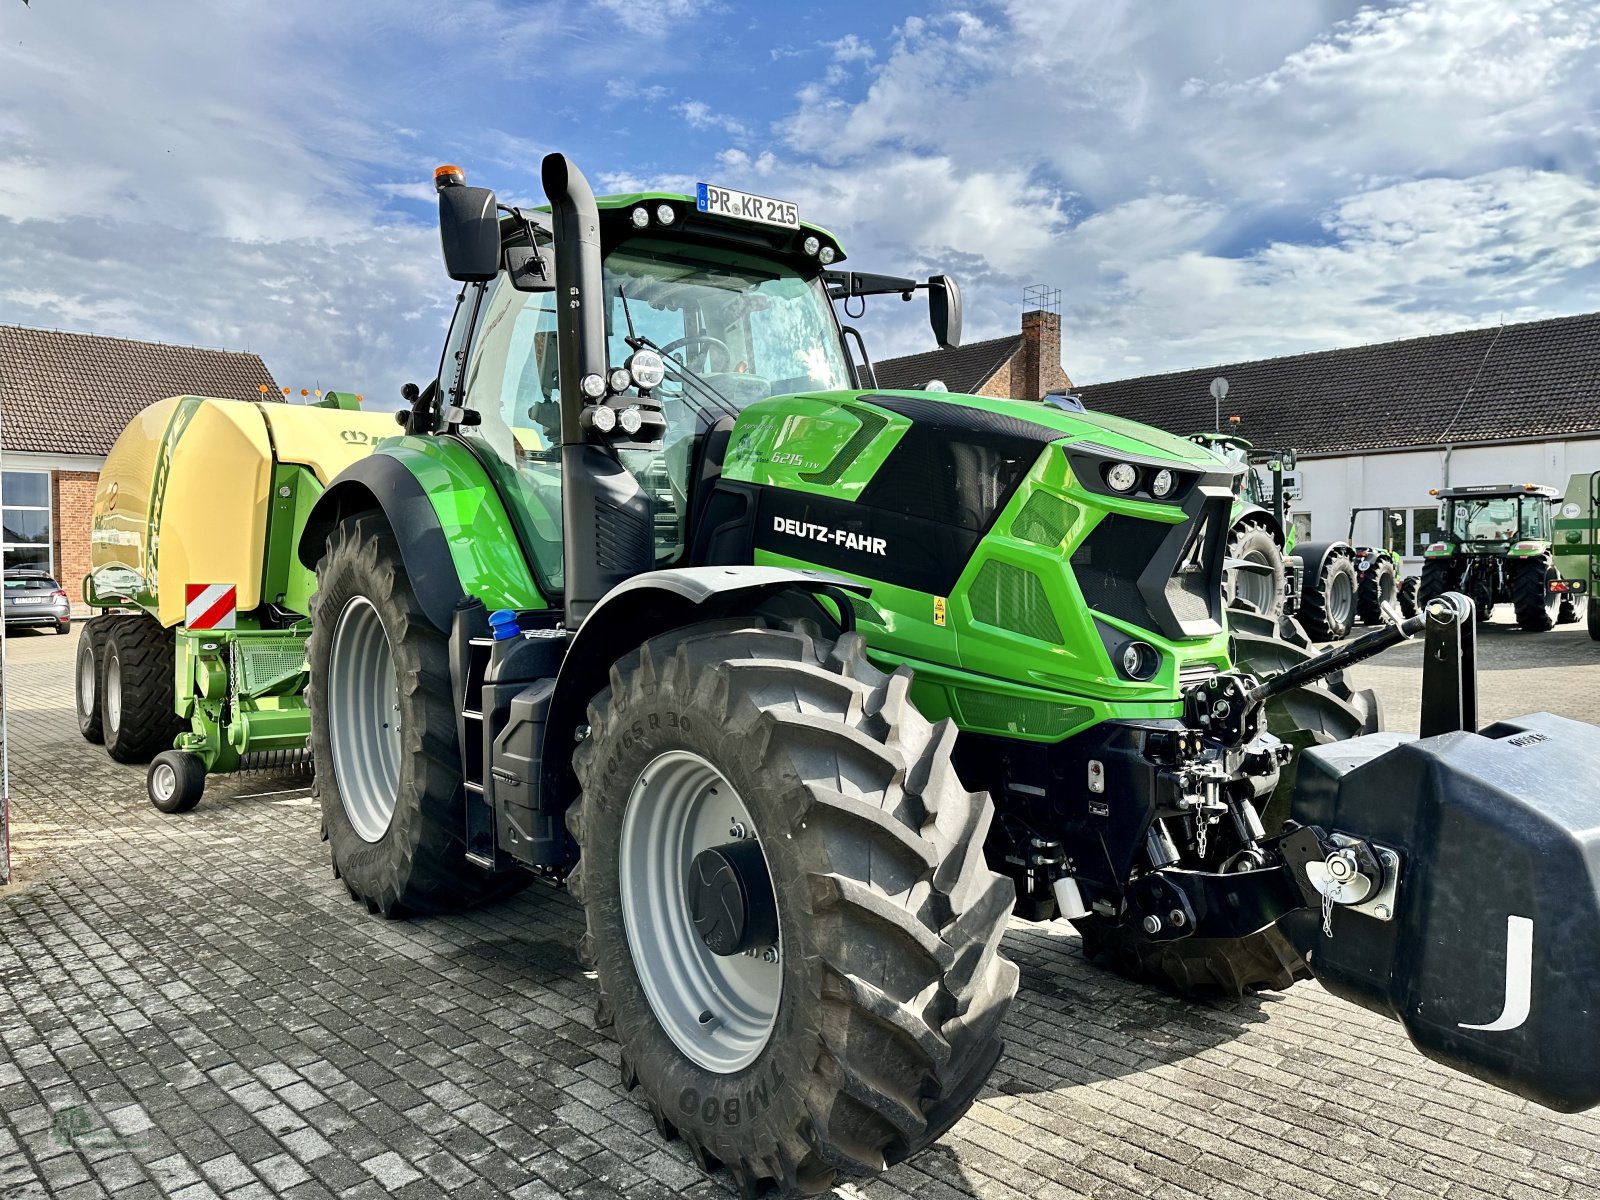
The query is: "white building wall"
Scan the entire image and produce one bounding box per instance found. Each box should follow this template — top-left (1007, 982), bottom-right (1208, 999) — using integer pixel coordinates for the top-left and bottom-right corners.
top-left (1293, 437), bottom-right (1600, 566)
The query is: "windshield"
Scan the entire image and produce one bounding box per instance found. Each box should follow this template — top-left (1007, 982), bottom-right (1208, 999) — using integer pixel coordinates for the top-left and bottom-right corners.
top-left (1448, 495), bottom-right (1549, 542)
top-left (603, 239), bottom-right (851, 417)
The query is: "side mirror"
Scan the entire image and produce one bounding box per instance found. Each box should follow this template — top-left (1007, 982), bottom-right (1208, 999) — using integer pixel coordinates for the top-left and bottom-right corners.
top-left (1281, 449), bottom-right (1298, 470)
top-left (928, 274), bottom-right (962, 349)
top-left (439, 185), bottom-right (501, 282)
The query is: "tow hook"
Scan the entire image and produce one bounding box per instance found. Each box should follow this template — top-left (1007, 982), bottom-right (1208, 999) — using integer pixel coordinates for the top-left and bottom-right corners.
top-left (1280, 825), bottom-right (1402, 935)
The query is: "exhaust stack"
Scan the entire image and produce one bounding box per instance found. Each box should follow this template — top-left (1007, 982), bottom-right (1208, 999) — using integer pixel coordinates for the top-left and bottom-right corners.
top-left (541, 153), bottom-right (653, 627)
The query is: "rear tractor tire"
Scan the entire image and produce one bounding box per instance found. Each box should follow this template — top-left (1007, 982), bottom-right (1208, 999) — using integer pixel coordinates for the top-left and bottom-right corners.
top-left (148, 750), bottom-right (206, 814)
top-left (1511, 553), bottom-right (1559, 633)
top-left (1589, 597), bottom-right (1600, 641)
top-left (1355, 555), bottom-right (1396, 626)
top-left (308, 514), bottom-right (527, 917)
top-left (1225, 521), bottom-right (1287, 620)
top-left (568, 620), bottom-right (1018, 1195)
top-left (1301, 551), bottom-right (1358, 641)
top-left (1418, 557), bottom-right (1457, 606)
top-left (100, 615), bottom-right (184, 764)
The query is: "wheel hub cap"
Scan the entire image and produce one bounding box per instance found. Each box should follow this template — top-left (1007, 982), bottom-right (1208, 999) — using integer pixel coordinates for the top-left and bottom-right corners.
top-left (689, 840), bottom-right (778, 957)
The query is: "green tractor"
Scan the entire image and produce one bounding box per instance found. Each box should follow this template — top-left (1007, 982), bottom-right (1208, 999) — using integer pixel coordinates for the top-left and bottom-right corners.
top-left (1554, 471), bottom-right (1599, 638)
top-left (1418, 483), bottom-right (1578, 631)
top-left (1188, 433), bottom-right (1300, 622)
top-left (1301, 507), bottom-right (1421, 640)
top-left (295, 157), bottom-right (1600, 1194)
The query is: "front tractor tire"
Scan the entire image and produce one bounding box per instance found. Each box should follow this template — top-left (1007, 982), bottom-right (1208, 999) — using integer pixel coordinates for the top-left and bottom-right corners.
top-left (1072, 915), bottom-right (1308, 998)
top-left (1224, 521), bottom-right (1287, 620)
top-left (568, 621), bottom-right (1018, 1196)
top-left (308, 515), bottom-right (524, 917)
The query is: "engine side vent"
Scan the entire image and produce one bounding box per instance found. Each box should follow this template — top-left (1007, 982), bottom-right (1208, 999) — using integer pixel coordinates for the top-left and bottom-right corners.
top-left (799, 406), bottom-right (889, 486)
top-left (1011, 492), bottom-right (1076, 547)
top-left (846, 593), bottom-right (889, 628)
top-left (968, 560), bottom-right (1062, 644)
top-left (1178, 662), bottom-right (1219, 690)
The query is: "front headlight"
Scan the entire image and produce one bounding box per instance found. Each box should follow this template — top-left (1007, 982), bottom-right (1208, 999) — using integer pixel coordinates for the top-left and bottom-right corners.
top-left (1120, 641), bottom-right (1159, 681)
top-left (1151, 468), bottom-right (1175, 498)
top-left (627, 349), bottom-right (666, 390)
top-left (1105, 462), bottom-right (1138, 493)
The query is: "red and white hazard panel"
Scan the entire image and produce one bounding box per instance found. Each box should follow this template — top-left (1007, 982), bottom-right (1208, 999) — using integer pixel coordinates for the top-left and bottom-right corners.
top-left (185, 583), bottom-right (238, 630)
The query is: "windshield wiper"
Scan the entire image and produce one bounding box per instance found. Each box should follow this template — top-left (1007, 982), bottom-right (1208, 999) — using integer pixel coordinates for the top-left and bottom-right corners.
top-left (616, 284), bottom-right (738, 423)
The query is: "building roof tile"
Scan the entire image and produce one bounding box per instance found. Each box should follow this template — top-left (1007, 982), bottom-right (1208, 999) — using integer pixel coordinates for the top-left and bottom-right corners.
top-left (873, 333), bottom-right (1023, 395)
top-left (1076, 310), bottom-right (1600, 456)
top-left (0, 324), bottom-right (279, 457)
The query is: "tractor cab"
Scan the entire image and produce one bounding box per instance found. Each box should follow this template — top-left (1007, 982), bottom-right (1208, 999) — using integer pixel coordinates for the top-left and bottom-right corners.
top-left (1431, 483), bottom-right (1559, 551)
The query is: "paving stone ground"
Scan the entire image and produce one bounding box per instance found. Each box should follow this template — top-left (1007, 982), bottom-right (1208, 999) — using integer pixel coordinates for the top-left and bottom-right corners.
top-left (2, 615), bottom-right (1598, 1200)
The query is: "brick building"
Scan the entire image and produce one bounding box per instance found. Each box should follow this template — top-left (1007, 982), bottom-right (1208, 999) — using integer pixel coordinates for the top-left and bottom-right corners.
top-left (0, 325), bottom-right (278, 609)
top-left (875, 306), bottom-right (1072, 400)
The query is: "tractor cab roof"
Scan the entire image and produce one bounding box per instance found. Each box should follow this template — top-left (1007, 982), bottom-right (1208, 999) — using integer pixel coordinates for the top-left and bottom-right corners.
top-left (504, 190), bottom-right (847, 274)
top-left (1433, 483), bottom-right (1561, 501)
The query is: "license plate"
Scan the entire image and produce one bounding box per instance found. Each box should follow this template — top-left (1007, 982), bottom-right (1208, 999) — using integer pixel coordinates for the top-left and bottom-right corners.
top-left (11, 597), bottom-right (40, 605)
top-left (696, 183), bottom-right (799, 229)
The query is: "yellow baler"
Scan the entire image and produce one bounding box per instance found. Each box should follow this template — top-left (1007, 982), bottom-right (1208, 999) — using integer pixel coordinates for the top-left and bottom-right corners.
top-left (79, 393), bottom-right (397, 811)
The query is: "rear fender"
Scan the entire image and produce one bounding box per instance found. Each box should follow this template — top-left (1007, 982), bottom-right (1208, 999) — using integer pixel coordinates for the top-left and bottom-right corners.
top-left (528, 567), bottom-right (866, 865)
top-left (1297, 540), bottom-right (1353, 582)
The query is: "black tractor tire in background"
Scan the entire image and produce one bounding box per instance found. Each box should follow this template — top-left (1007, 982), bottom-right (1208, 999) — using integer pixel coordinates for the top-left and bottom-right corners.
top-left (1224, 521), bottom-right (1287, 620)
top-left (568, 620), bottom-right (1018, 1195)
top-left (1558, 590), bottom-right (1579, 625)
top-left (1355, 555), bottom-right (1397, 626)
top-left (76, 614), bottom-right (123, 744)
top-left (1398, 576), bottom-right (1421, 620)
top-left (54, 618), bottom-right (71, 635)
top-left (1300, 551), bottom-right (1359, 641)
top-left (1511, 553), bottom-right (1560, 632)
top-left (100, 615), bottom-right (184, 764)
top-left (308, 514), bottom-right (527, 917)
top-left (1589, 596), bottom-right (1600, 641)
top-left (1418, 556), bottom-right (1458, 606)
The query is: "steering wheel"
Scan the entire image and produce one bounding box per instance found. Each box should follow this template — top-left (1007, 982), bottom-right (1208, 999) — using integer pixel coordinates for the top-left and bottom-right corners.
top-left (658, 334), bottom-right (734, 374)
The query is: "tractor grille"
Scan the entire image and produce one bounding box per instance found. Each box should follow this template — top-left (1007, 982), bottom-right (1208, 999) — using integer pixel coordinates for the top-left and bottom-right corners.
top-left (953, 689), bottom-right (1091, 738)
top-left (968, 560), bottom-right (1062, 644)
top-left (233, 638), bottom-right (308, 694)
top-left (1070, 499), bottom-right (1229, 638)
top-left (1012, 492), bottom-right (1077, 548)
top-left (1178, 662), bottom-right (1219, 690)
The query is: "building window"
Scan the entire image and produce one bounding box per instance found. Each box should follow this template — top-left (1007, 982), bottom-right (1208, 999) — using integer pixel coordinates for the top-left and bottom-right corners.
top-left (2, 470), bottom-right (52, 573)
top-left (1411, 505), bottom-right (1443, 556)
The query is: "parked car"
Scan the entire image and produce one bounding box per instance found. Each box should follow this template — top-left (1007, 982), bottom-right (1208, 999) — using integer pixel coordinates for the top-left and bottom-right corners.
top-left (4, 570), bottom-right (71, 634)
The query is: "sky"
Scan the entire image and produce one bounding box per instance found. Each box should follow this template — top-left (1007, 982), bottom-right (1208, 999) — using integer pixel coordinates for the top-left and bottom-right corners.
top-left (3, 0), bottom-right (1600, 403)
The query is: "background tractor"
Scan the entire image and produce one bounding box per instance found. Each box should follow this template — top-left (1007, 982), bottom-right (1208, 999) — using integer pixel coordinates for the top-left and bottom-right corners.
top-left (1418, 483), bottom-right (1577, 631)
top-left (293, 156), bottom-right (1600, 1195)
top-left (76, 391), bottom-right (393, 811)
top-left (1188, 433), bottom-right (1299, 622)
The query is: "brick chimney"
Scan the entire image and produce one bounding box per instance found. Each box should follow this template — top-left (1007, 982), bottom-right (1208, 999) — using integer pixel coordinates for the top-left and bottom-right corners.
top-left (1017, 300), bottom-right (1072, 401)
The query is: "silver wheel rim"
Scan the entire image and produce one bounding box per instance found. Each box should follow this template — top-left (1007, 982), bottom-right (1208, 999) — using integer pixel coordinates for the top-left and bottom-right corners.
top-left (1234, 551), bottom-right (1276, 615)
top-left (78, 643), bottom-right (96, 718)
top-left (328, 596), bottom-right (401, 843)
top-left (1328, 571), bottom-right (1355, 628)
top-left (619, 749), bottom-right (781, 1074)
top-left (105, 651), bottom-right (122, 734)
top-left (151, 762), bottom-right (176, 804)
top-left (1380, 573), bottom-right (1396, 606)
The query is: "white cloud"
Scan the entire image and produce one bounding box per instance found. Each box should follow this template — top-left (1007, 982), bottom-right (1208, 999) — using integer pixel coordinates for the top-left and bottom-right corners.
top-left (677, 100), bottom-right (747, 136)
